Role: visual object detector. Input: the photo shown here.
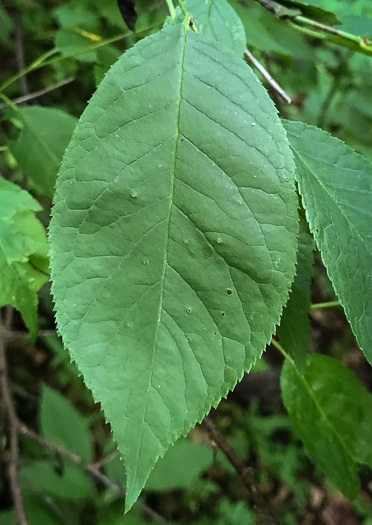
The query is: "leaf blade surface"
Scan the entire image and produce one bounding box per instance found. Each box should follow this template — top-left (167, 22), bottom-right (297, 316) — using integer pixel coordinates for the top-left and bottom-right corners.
top-left (50, 25), bottom-right (298, 507)
top-left (284, 120), bottom-right (372, 363)
top-left (185, 0), bottom-right (246, 55)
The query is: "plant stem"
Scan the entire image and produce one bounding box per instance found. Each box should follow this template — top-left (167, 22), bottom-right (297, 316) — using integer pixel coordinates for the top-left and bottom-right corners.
top-left (203, 416), bottom-right (277, 525)
top-left (0, 49), bottom-right (58, 94)
top-left (0, 77), bottom-right (74, 110)
top-left (18, 423), bottom-right (170, 524)
top-left (244, 49), bottom-right (291, 103)
top-left (177, 0), bottom-right (188, 17)
top-left (271, 338), bottom-right (293, 362)
top-left (254, 0), bottom-right (372, 57)
top-left (0, 23), bottom-right (156, 96)
top-left (165, 0), bottom-right (176, 18)
top-left (310, 300), bottom-right (341, 310)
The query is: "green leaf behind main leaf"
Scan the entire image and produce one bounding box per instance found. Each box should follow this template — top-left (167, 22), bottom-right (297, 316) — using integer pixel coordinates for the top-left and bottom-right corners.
top-left (284, 120), bottom-right (372, 364)
top-left (281, 354), bottom-right (372, 498)
top-left (0, 179), bottom-right (48, 336)
top-left (10, 107), bottom-right (77, 198)
top-left (50, 24), bottom-right (298, 508)
top-left (278, 213), bottom-right (314, 370)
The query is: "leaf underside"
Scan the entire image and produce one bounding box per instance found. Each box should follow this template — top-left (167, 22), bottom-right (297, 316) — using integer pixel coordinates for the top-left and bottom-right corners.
top-left (284, 120), bottom-right (372, 364)
top-left (50, 24), bottom-right (298, 508)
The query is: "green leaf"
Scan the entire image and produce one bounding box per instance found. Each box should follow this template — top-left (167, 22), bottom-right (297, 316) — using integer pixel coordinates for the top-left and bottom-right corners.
top-left (217, 500), bottom-right (255, 525)
top-left (339, 14), bottom-right (372, 38)
top-left (0, 179), bottom-right (48, 337)
top-left (233, 3), bottom-right (314, 58)
top-left (94, 45), bottom-right (122, 86)
top-left (281, 354), bottom-right (372, 498)
top-left (20, 461), bottom-right (94, 500)
top-left (40, 385), bottom-right (93, 461)
top-left (54, 3), bottom-right (100, 32)
top-left (185, 0), bottom-right (246, 55)
top-left (284, 120), bottom-right (372, 364)
top-left (281, 0), bottom-right (340, 25)
top-left (55, 28), bottom-right (97, 63)
top-left (145, 439), bottom-right (212, 491)
top-left (50, 24), bottom-right (298, 509)
top-left (277, 213), bottom-right (313, 370)
top-left (10, 107), bottom-right (77, 198)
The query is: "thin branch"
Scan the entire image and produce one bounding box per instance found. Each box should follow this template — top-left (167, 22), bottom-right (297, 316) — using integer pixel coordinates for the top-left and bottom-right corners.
top-left (244, 49), bottom-right (292, 104)
top-left (203, 416), bottom-right (276, 525)
top-left (12, 12), bottom-right (29, 96)
top-left (17, 423), bottom-right (169, 524)
top-left (5, 329), bottom-right (58, 341)
top-left (0, 77), bottom-right (75, 110)
top-left (310, 300), bottom-right (341, 310)
top-left (254, 0), bottom-right (372, 57)
top-left (0, 308), bottom-right (28, 525)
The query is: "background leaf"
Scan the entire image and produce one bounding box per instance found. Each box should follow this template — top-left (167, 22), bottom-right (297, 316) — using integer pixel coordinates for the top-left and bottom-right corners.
top-left (185, 0), bottom-right (246, 56)
top-left (281, 354), bottom-right (372, 498)
top-left (284, 120), bottom-right (372, 364)
top-left (277, 213), bottom-right (314, 370)
top-left (145, 439), bottom-right (212, 491)
top-left (10, 107), bottom-right (77, 198)
top-left (50, 24), bottom-right (298, 508)
top-left (40, 385), bottom-right (93, 461)
top-left (0, 179), bottom-right (48, 336)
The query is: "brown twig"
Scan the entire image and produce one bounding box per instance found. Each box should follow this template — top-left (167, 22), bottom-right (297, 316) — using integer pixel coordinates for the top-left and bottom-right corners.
top-left (17, 423), bottom-right (169, 524)
top-left (0, 77), bottom-right (75, 110)
top-left (244, 49), bottom-right (292, 104)
top-left (203, 415), bottom-right (276, 525)
top-left (0, 308), bottom-right (28, 525)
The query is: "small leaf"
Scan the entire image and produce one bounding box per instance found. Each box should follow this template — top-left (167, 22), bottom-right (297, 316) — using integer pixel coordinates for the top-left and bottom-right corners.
top-left (281, 354), bottom-right (372, 498)
top-left (55, 28), bottom-right (97, 63)
top-left (20, 461), bottom-right (94, 500)
top-left (10, 107), bottom-right (77, 198)
top-left (145, 439), bottom-right (212, 491)
top-left (54, 4), bottom-right (99, 32)
top-left (278, 213), bottom-right (314, 370)
top-left (185, 0), bottom-right (246, 55)
top-left (284, 120), bottom-right (372, 364)
top-left (0, 179), bottom-right (48, 337)
top-left (281, 0), bottom-right (340, 25)
top-left (50, 24), bottom-right (298, 508)
top-left (94, 45), bottom-right (122, 86)
top-left (40, 385), bottom-right (93, 462)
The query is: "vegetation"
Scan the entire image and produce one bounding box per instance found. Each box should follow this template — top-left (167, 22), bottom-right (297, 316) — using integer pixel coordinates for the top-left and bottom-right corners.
top-left (1, 0), bottom-right (372, 523)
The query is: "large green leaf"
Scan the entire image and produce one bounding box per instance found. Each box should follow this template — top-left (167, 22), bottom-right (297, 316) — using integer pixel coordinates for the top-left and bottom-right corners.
top-left (0, 179), bottom-right (48, 336)
top-left (10, 107), bottom-right (77, 198)
top-left (284, 121), bottom-right (372, 364)
top-left (185, 0), bottom-right (246, 55)
top-left (281, 354), bottom-right (372, 498)
top-left (277, 213), bottom-right (313, 370)
top-left (50, 24), bottom-right (298, 508)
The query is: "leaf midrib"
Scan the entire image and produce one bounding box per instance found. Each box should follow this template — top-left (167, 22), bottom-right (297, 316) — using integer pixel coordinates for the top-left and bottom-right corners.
top-left (287, 356), bottom-right (356, 470)
top-left (130, 26), bottom-right (188, 494)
